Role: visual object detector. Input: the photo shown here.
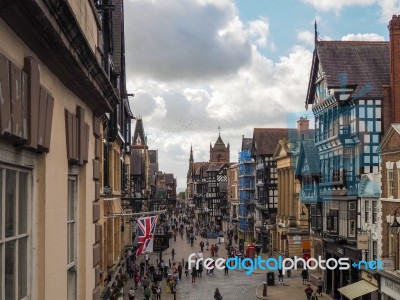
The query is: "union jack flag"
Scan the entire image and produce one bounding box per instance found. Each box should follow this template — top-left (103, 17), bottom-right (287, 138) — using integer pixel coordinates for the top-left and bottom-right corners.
top-left (135, 215), bottom-right (158, 256)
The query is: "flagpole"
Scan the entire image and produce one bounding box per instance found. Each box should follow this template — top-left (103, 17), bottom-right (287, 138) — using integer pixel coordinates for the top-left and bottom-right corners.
top-left (107, 209), bottom-right (167, 217)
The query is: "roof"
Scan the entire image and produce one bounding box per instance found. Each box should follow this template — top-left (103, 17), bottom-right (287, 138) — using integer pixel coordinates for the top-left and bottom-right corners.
top-left (132, 118), bottom-right (146, 146)
top-left (212, 134), bottom-right (229, 150)
top-left (164, 173), bottom-right (175, 185)
top-left (307, 41), bottom-right (390, 106)
top-left (241, 137), bottom-right (253, 151)
top-left (296, 140), bottom-right (320, 176)
top-left (111, 0), bottom-right (123, 75)
top-left (252, 128), bottom-right (305, 155)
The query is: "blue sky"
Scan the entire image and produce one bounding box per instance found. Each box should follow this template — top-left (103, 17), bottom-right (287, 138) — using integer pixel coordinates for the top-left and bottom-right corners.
top-left (124, 0), bottom-right (400, 189)
top-left (235, 0), bottom-right (389, 58)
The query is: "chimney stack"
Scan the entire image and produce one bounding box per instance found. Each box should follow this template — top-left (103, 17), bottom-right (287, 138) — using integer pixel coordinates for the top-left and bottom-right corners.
top-left (297, 117), bottom-right (310, 131)
top-left (389, 15), bottom-right (400, 123)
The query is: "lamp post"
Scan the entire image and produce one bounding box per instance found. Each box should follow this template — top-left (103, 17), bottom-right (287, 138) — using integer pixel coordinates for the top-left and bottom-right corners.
top-left (390, 207), bottom-right (400, 233)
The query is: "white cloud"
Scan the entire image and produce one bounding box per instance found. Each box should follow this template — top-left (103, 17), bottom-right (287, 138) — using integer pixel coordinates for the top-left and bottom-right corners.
top-left (125, 0), bottom-right (252, 81)
top-left (302, 0), bottom-right (375, 14)
top-left (378, 0), bottom-right (400, 23)
top-left (341, 33), bottom-right (386, 41)
top-left (125, 0), bottom-right (313, 188)
top-left (297, 30), bottom-right (315, 46)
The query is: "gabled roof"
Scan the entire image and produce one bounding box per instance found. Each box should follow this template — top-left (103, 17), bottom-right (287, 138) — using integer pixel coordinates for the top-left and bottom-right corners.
top-left (252, 128), bottom-right (314, 156)
top-left (295, 140), bottom-right (320, 177)
top-left (212, 133), bottom-right (229, 150)
top-left (252, 128), bottom-right (290, 156)
top-left (306, 41), bottom-right (390, 107)
top-left (377, 123), bottom-right (400, 154)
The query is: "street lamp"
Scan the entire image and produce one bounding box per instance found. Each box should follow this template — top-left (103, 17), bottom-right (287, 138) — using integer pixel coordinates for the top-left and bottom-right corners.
top-left (390, 207), bottom-right (400, 233)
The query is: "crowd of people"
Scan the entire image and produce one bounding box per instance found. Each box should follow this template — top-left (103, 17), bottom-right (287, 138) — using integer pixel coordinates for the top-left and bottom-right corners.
top-left (126, 206), bottom-right (228, 299)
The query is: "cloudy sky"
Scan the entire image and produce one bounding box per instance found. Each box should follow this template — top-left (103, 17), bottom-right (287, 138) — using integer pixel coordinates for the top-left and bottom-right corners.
top-left (124, 0), bottom-right (400, 191)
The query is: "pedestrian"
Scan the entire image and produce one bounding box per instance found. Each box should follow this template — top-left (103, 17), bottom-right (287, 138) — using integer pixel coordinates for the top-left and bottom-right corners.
top-left (145, 252), bottom-right (150, 266)
top-left (128, 287), bottom-right (135, 300)
top-left (171, 248), bottom-right (175, 261)
top-left (214, 244), bottom-right (219, 257)
top-left (278, 268), bottom-right (284, 285)
top-left (305, 283), bottom-right (314, 300)
top-left (134, 272), bottom-right (140, 290)
top-left (301, 269), bottom-right (309, 285)
top-left (178, 262), bottom-right (183, 280)
top-left (144, 286), bottom-right (151, 300)
top-left (155, 283), bottom-right (162, 300)
top-left (198, 261), bottom-right (203, 277)
top-left (151, 283), bottom-right (157, 300)
top-left (317, 277), bottom-right (324, 296)
top-left (191, 266), bottom-right (197, 284)
top-left (224, 260), bottom-right (229, 275)
top-left (173, 231), bottom-right (177, 242)
top-left (200, 240), bottom-right (204, 252)
top-left (206, 239), bottom-right (209, 250)
top-left (214, 288), bottom-right (223, 300)
top-left (210, 244), bottom-right (215, 257)
top-left (184, 262), bottom-right (189, 278)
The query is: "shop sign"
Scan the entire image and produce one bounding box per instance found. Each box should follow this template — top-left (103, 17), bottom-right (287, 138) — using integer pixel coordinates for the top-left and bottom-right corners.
top-left (293, 235), bottom-right (301, 245)
top-left (357, 234), bottom-right (369, 250)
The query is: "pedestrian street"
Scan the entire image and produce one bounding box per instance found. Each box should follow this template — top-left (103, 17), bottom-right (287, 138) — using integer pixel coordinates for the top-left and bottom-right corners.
top-left (123, 220), bottom-right (323, 300)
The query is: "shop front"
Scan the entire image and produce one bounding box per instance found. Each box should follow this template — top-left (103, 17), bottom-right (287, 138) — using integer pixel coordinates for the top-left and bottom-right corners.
top-left (338, 270), bottom-right (378, 300)
top-left (380, 271), bottom-right (400, 300)
top-left (324, 240), bottom-right (362, 299)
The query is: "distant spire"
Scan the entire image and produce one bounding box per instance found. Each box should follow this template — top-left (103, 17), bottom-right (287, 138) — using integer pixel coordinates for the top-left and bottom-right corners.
top-left (314, 20), bottom-right (318, 45)
top-left (189, 145), bottom-right (193, 162)
top-left (218, 125), bottom-right (221, 136)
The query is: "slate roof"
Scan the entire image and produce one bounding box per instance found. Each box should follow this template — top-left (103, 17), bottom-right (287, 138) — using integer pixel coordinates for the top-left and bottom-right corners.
top-left (299, 140), bottom-right (320, 174)
top-left (212, 134), bottom-right (228, 150)
top-left (133, 118), bottom-right (146, 146)
top-left (253, 128), bottom-right (315, 155)
top-left (111, 0), bottom-right (123, 74)
top-left (307, 41), bottom-right (390, 105)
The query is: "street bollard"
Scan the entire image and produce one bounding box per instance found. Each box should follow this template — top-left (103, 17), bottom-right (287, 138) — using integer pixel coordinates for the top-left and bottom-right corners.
top-left (263, 282), bottom-right (267, 297)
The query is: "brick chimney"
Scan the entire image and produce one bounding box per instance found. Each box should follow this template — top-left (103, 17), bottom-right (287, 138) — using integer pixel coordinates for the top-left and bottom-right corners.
top-left (389, 15), bottom-right (400, 123)
top-left (297, 117), bottom-right (310, 131)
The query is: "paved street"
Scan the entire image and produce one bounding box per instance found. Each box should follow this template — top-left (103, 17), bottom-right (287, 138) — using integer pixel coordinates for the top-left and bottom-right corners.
top-left (122, 227), bottom-right (324, 300)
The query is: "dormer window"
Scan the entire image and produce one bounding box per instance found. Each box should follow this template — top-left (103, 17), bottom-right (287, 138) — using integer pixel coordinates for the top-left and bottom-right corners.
top-left (136, 136), bottom-right (141, 145)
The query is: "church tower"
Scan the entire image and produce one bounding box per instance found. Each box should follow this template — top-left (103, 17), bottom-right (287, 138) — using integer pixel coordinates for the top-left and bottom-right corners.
top-left (210, 133), bottom-right (230, 162)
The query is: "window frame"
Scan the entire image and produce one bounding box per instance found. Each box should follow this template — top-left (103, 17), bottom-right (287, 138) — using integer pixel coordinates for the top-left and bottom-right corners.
top-left (0, 166), bottom-right (31, 300)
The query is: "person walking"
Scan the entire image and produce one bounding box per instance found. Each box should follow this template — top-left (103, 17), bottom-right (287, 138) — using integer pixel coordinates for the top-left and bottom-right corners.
top-left (155, 283), bottom-right (162, 300)
top-left (200, 240), bottom-right (204, 252)
top-left (184, 262), bottom-right (189, 278)
top-left (214, 244), bottom-right (219, 257)
top-left (144, 286), bottom-right (151, 300)
top-left (278, 268), bottom-right (284, 285)
top-left (171, 248), bottom-right (175, 261)
top-left (191, 266), bottom-right (197, 284)
top-left (178, 262), bottom-right (183, 280)
top-left (210, 245), bottom-right (215, 257)
top-left (214, 288), bottom-right (223, 300)
top-left (317, 277), bottom-right (324, 296)
top-left (128, 287), bottom-right (135, 300)
top-left (224, 260), bottom-right (229, 275)
top-left (134, 272), bottom-right (140, 290)
top-left (305, 283), bottom-right (314, 300)
top-left (206, 239), bottom-right (209, 250)
top-left (301, 269), bottom-right (309, 285)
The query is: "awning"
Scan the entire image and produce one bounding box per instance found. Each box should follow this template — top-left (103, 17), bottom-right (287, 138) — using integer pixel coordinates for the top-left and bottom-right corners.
top-left (338, 280), bottom-right (378, 300)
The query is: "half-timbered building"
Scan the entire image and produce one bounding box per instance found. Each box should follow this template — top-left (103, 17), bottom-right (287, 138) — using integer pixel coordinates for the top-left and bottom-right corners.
top-left (305, 27), bottom-right (390, 298)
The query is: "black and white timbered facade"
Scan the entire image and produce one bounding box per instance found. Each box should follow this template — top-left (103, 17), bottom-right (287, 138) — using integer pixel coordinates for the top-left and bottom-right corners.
top-left (306, 37), bottom-right (390, 297)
